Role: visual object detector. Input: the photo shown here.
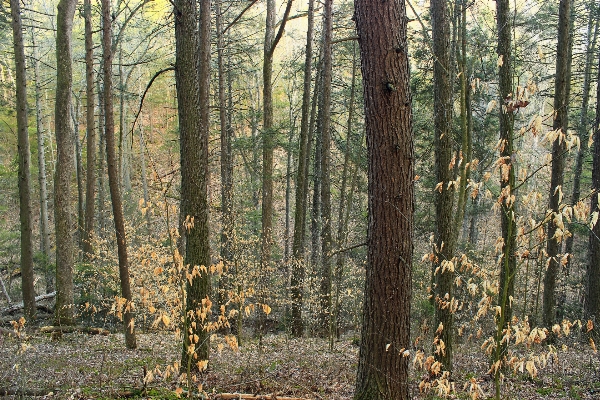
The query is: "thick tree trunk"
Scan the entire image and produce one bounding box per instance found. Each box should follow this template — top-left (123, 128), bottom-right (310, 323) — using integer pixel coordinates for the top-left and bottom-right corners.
top-left (31, 31), bottom-right (53, 293)
top-left (543, 0), bottom-right (571, 331)
top-left (318, 0), bottom-right (333, 341)
top-left (290, 0), bottom-right (315, 338)
top-left (11, 0), bottom-right (36, 320)
top-left (83, 0), bottom-right (96, 259)
top-left (102, 0), bottom-right (137, 349)
top-left (97, 80), bottom-right (106, 239)
top-left (175, 0), bottom-right (212, 369)
top-left (54, 0), bottom-right (78, 326)
top-left (353, 0), bottom-right (413, 397)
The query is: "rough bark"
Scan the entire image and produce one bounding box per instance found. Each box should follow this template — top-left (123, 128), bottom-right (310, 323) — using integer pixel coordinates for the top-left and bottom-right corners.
top-left (83, 0), bottom-right (96, 259)
top-left (290, 0), bottom-right (315, 337)
top-left (72, 96), bottom-right (85, 254)
top-left (175, 0), bottom-right (212, 368)
top-left (543, 0), bottom-right (571, 330)
top-left (11, 0), bottom-right (36, 320)
top-left (54, 0), bottom-right (78, 326)
top-left (353, 0), bottom-right (413, 397)
top-left (431, 0), bottom-right (455, 374)
top-left (102, 0), bottom-right (137, 349)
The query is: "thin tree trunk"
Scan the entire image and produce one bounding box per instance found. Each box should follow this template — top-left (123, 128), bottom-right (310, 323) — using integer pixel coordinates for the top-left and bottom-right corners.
top-left (72, 96), bottom-right (85, 255)
top-left (102, 0), bottom-right (137, 349)
top-left (97, 79), bottom-right (106, 239)
top-left (11, 0), bottom-right (36, 320)
top-left (31, 30), bottom-right (53, 293)
top-left (494, 0), bottom-right (517, 396)
top-left (354, 0), bottom-right (413, 396)
top-left (139, 113), bottom-right (151, 234)
top-left (333, 42), bottom-right (358, 339)
top-left (431, 0), bottom-right (455, 374)
top-left (54, 0), bottom-right (78, 326)
top-left (586, 31), bottom-right (600, 324)
top-left (83, 0), bottom-right (96, 259)
top-left (290, 0), bottom-right (315, 337)
top-left (543, 0), bottom-right (571, 331)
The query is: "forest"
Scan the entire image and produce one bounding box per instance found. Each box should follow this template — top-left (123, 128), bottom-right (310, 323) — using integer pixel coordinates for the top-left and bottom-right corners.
top-left (0, 0), bottom-right (599, 398)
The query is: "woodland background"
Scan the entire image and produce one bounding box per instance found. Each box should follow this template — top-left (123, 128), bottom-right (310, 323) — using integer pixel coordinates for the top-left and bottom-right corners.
top-left (0, 0), bottom-right (599, 398)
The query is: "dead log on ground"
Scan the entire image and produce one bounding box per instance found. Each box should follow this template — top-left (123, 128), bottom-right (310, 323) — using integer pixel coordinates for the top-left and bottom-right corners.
top-left (1, 291), bottom-right (56, 315)
top-left (215, 394), bottom-right (308, 400)
top-left (40, 325), bottom-right (110, 335)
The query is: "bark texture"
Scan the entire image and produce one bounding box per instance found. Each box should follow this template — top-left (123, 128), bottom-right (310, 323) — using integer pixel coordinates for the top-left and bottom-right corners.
top-left (354, 0), bottom-right (413, 397)
top-left (11, 0), bottom-right (36, 320)
top-left (54, 0), bottom-right (78, 326)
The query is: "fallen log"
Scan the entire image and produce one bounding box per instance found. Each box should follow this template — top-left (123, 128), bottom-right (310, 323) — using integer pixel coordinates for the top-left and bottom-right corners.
top-left (40, 325), bottom-right (110, 335)
top-left (0, 327), bottom-right (17, 337)
top-left (215, 394), bottom-right (308, 400)
top-left (1, 291), bottom-right (56, 315)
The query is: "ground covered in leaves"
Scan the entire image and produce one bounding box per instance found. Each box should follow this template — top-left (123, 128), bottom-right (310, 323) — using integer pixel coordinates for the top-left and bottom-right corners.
top-left (1, 329), bottom-right (599, 399)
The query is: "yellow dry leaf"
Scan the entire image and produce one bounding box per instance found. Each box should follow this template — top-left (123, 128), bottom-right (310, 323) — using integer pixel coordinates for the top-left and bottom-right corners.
top-left (262, 304), bottom-right (272, 315)
top-left (162, 314), bottom-right (170, 327)
top-left (174, 387), bottom-right (183, 398)
top-left (197, 360), bottom-right (208, 370)
top-left (590, 338), bottom-right (597, 353)
top-left (587, 319), bottom-right (594, 332)
top-left (154, 266), bottom-right (164, 276)
top-left (497, 55), bottom-right (504, 67)
top-left (486, 99), bottom-right (497, 114)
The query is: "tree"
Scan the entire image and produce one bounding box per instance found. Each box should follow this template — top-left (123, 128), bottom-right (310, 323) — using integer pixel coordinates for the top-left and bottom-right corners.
top-left (11, 0), bottom-right (36, 320)
top-left (290, 0), bottom-right (315, 338)
top-left (353, 0), bottom-right (413, 397)
top-left (587, 34), bottom-right (600, 323)
top-left (102, 0), bottom-right (137, 349)
top-left (175, 0), bottom-right (212, 369)
top-left (54, 0), bottom-right (78, 326)
top-left (543, 0), bottom-right (572, 331)
top-left (83, 0), bottom-right (96, 259)
top-left (431, 0), bottom-right (455, 374)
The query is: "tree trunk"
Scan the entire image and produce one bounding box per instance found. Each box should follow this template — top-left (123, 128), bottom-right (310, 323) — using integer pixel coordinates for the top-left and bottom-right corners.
top-left (494, 0), bottom-right (517, 396)
top-left (318, 0), bottom-right (333, 343)
top-left (54, 0), bottom-right (78, 326)
top-left (353, 0), bottom-right (413, 397)
top-left (586, 33), bottom-right (600, 324)
top-left (290, 0), bottom-right (315, 338)
top-left (543, 0), bottom-right (571, 331)
top-left (431, 0), bottom-right (455, 374)
top-left (216, 0), bottom-right (234, 309)
top-left (31, 30), bottom-right (53, 293)
top-left (83, 0), bottom-right (96, 259)
top-left (102, 0), bottom-right (137, 349)
top-left (72, 95), bottom-right (85, 254)
top-left (97, 80), bottom-right (106, 239)
top-left (11, 0), bottom-right (36, 320)
top-left (175, 0), bottom-right (212, 369)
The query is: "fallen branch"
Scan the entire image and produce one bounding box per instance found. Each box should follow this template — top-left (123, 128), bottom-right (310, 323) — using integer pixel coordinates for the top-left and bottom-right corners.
top-left (215, 395), bottom-right (308, 400)
top-left (0, 327), bottom-right (17, 337)
top-left (1, 291), bottom-right (56, 315)
top-left (40, 325), bottom-right (110, 335)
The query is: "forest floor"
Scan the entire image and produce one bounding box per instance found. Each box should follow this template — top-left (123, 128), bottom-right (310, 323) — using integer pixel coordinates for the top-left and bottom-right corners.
top-left (1, 327), bottom-right (599, 399)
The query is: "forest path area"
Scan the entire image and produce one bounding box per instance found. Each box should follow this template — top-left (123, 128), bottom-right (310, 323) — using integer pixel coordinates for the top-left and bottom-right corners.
top-left (0, 331), bottom-right (599, 399)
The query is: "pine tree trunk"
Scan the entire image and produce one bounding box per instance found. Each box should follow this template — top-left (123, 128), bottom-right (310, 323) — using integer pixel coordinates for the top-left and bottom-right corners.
top-left (54, 0), bottom-right (78, 326)
top-left (102, 0), bottom-right (137, 349)
top-left (431, 0), bottom-right (455, 374)
top-left (11, 0), bottom-right (36, 320)
top-left (354, 0), bottom-right (413, 396)
top-left (543, 0), bottom-right (571, 331)
top-left (175, 0), bottom-right (212, 369)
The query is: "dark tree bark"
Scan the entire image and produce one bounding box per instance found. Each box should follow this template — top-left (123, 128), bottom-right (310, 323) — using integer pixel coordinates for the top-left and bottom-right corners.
top-left (11, 0), bottom-right (36, 320)
top-left (290, 0), bottom-right (315, 337)
top-left (431, 0), bottom-right (455, 374)
top-left (543, 0), bottom-right (571, 330)
top-left (102, 0), bottom-right (137, 349)
top-left (83, 0), bottom-right (96, 259)
top-left (54, 0), bottom-right (78, 326)
top-left (175, 0), bottom-right (212, 368)
top-left (353, 0), bottom-right (413, 397)
top-left (587, 34), bottom-right (600, 323)
top-left (494, 0), bottom-right (517, 395)
top-left (72, 96), bottom-right (85, 254)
